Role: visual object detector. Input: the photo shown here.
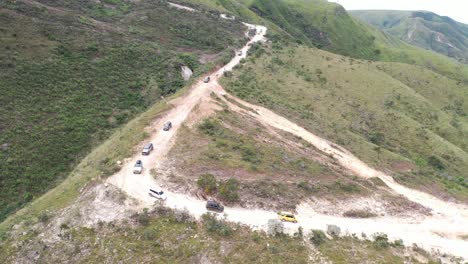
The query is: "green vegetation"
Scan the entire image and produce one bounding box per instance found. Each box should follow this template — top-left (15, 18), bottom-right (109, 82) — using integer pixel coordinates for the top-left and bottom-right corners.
top-left (0, 89), bottom-right (175, 238)
top-left (316, 235), bottom-right (437, 264)
top-left (218, 178), bottom-right (240, 202)
top-left (196, 173), bottom-right (240, 203)
top-left (222, 44), bottom-right (468, 201)
top-left (178, 0), bottom-right (468, 81)
top-left (310, 229), bottom-right (327, 246)
top-left (201, 212), bottom-right (234, 236)
top-left (194, 114), bottom-right (327, 177)
top-left (351, 10), bottom-right (468, 63)
top-left (0, 0), bottom-right (243, 221)
top-left (197, 173), bottom-right (218, 194)
top-left (0, 206), bottom-right (310, 263)
top-left (249, 0), bottom-right (379, 59)
top-left (170, 110), bottom-right (373, 209)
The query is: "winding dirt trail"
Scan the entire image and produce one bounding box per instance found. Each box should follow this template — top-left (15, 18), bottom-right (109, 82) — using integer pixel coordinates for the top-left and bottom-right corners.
top-left (107, 7), bottom-right (468, 260)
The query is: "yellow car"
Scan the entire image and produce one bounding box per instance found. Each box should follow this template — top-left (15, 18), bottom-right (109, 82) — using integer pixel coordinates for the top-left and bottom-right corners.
top-left (278, 212), bottom-right (298, 223)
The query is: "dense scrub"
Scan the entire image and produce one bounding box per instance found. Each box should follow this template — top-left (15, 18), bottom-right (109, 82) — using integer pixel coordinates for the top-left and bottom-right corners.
top-left (0, 0), bottom-right (243, 221)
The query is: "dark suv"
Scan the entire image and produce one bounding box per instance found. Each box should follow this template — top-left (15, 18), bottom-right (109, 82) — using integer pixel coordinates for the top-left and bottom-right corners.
top-left (206, 200), bottom-right (224, 212)
top-left (163, 121), bottom-right (172, 131)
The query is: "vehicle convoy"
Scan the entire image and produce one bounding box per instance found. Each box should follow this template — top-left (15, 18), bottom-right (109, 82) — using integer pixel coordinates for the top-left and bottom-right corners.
top-left (142, 143), bottom-right (154, 155)
top-left (278, 212), bottom-right (298, 223)
top-left (133, 160), bottom-right (143, 174)
top-left (163, 121), bottom-right (172, 131)
top-left (206, 200), bottom-right (224, 212)
top-left (203, 76), bottom-right (210, 83)
top-left (149, 189), bottom-right (167, 200)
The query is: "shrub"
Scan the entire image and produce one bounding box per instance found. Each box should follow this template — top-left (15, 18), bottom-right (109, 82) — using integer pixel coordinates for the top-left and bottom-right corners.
top-left (310, 230), bottom-right (327, 246)
top-left (294, 226), bottom-right (304, 238)
top-left (38, 212), bottom-right (50, 223)
top-left (198, 119), bottom-right (224, 136)
top-left (393, 239), bottom-right (404, 248)
top-left (343, 209), bottom-right (377, 218)
top-left (267, 219), bottom-right (284, 236)
top-left (219, 178), bottom-right (239, 202)
top-left (197, 174), bottom-right (217, 194)
top-left (201, 213), bottom-right (233, 237)
top-left (142, 228), bottom-right (157, 240)
top-left (372, 233), bottom-right (389, 249)
top-left (240, 143), bottom-right (261, 164)
top-left (136, 208), bottom-right (150, 226)
top-left (297, 181), bottom-right (314, 192)
top-left (174, 209), bottom-right (195, 224)
top-left (428, 155), bottom-right (445, 170)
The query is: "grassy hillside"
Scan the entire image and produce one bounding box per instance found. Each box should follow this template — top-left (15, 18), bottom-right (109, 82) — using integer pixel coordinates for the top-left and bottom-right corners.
top-left (168, 107), bottom-right (379, 210)
top-left (178, 0), bottom-right (468, 81)
top-left (222, 43), bottom-right (468, 201)
top-left (351, 10), bottom-right (468, 64)
top-left (0, 0), bottom-right (244, 222)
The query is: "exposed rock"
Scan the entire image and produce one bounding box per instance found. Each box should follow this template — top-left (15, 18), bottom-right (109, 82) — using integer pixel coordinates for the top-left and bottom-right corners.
top-left (181, 65), bottom-right (193, 81)
top-left (327, 224), bottom-right (341, 236)
top-left (267, 219), bottom-right (284, 235)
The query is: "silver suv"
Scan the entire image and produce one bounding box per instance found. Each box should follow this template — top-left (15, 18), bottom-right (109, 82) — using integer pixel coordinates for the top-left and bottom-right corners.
top-left (133, 160), bottom-right (143, 174)
top-left (142, 143), bottom-right (153, 155)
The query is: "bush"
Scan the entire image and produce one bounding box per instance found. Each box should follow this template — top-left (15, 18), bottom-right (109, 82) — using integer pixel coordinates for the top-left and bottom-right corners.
top-left (294, 226), bottom-right (304, 238)
top-left (198, 119), bottom-right (224, 136)
top-left (142, 228), bottom-right (157, 240)
top-left (201, 213), bottom-right (233, 237)
top-left (38, 212), bottom-right (50, 223)
top-left (136, 208), bottom-right (150, 226)
top-left (428, 155), bottom-right (445, 170)
top-left (240, 143), bottom-right (261, 164)
top-left (267, 219), bottom-right (284, 236)
top-left (197, 174), bottom-right (217, 194)
top-left (310, 230), bottom-right (327, 246)
top-left (393, 239), bottom-right (404, 248)
top-left (343, 209), bottom-right (377, 218)
top-left (219, 178), bottom-right (239, 202)
top-left (372, 233), bottom-right (389, 249)
top-left (174, 209), bottom-right (195, 224)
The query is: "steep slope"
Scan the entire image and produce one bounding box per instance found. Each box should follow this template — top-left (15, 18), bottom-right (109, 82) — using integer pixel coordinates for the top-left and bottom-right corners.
top-left (351, 10), bottom-right (468, 64)
top-left (175, 0), bottom-right (468, 81)
top-left (0, 21), bottom-right (464, 262)
top-left (0, 0), bottom-right (244, 222)
top-left (222, 43), bottom-right (468, 202)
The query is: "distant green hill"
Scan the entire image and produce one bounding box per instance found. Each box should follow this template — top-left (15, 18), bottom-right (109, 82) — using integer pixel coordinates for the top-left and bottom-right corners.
top-left (350, 10), bottom-right (468, 64)
top-left (177, 0), bottom-right (468, 81)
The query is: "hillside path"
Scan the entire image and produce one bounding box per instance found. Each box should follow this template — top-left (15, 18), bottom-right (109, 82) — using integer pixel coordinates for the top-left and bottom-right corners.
top-left (107, 6), bottom-right (468, 259)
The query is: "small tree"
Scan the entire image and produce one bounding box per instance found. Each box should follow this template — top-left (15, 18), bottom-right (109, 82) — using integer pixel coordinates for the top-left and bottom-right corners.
top-left (372, 233), bottom-right (389, 249)
top-left (219, 178), bottom-right (239, 202)
top-left (201, 213), bottom-right (232, 237)
top-left (197, 174), bottom-right (217, 194)
top-left (310, 230), bottom-right (327, 246)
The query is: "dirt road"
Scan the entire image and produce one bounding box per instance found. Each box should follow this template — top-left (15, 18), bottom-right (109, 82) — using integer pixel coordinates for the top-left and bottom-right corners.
top-left (106, 7), bottom-right (467, 260)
